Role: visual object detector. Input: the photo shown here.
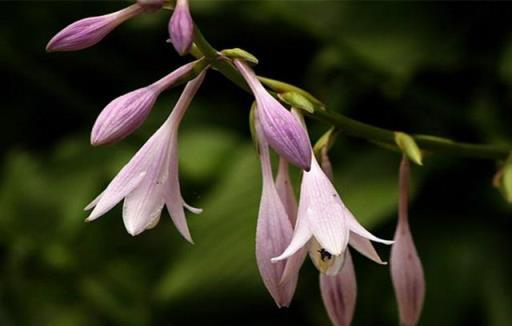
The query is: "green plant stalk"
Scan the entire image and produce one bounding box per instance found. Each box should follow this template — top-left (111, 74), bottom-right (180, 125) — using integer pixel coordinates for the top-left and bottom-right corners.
top-left (191, 25), bottom-right (510, 160)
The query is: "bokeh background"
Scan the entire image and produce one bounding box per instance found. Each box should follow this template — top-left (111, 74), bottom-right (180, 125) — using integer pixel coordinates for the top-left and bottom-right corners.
top-left (2, 1), bottom-right (512, 325)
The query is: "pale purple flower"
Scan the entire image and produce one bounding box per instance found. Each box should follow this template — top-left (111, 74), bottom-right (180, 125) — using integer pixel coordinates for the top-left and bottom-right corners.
top-left (272, 152), bottom-right (392, 266)
top-left (91, 62), bottom-right (196, 146)
top-left (85, 70), bottom-right (207, 239)
top-left (168, 0), bottom-right (194, 55)
top-left (234, 60), bottom-right (312, 171)
top-left (390, 157), bottom-right (425, 326)
top-left (275, 158), bottom-right (298, 225)
top-left (320, 251), bottom-right (357, 326)
top-left (46, 4), bottom-right (144, 52)
top-left (254, 117), bottom-right (298, 307)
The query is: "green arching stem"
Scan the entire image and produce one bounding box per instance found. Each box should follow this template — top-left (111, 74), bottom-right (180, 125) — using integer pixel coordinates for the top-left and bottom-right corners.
top-left (190, 25), bottom-right (511, 160)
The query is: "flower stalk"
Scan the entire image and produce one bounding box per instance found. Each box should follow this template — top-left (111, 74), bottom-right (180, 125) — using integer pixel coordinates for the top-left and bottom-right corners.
top-left (188, 24), bottom-right (511, 160)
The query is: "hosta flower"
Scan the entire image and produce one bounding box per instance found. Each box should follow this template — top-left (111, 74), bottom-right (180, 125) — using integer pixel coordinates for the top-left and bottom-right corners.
top-left (85, 70), bottom-right (207, 239)
top-left (168, 0), bottom-right (194, 55)
top-left (254, 115), bottom-right (298, 307)
top-left (390, 157), bottom-right (425, 326)
top-left (235, 59), bottom-right (312, 171)
top-left (320, 251), bottom-right (357, 326)
top-left (272, 150), bottom-right (393, 268)
top-left (46, 4), bottom-right (144, 52)
top-left (91, 61), bottom-right (196, 146)
top-left (317, 145), bottom-right (356, 326)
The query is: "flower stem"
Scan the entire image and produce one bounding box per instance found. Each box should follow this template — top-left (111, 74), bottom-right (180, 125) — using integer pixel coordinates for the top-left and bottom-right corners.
top-left (191, 25), bottom-right (511, 160)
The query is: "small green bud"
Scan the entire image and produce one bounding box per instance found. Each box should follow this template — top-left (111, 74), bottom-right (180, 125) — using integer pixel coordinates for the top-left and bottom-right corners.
top-left (278, 92), bottom-right (315, 113)
top-left (257, 76), bottom-right (325, 110)
top-left (313, 127), bottom-right (336, 159)
top-left (221, 48), bottom-right (258, 65)
top-left (394, 132), bottom-right (423, 166)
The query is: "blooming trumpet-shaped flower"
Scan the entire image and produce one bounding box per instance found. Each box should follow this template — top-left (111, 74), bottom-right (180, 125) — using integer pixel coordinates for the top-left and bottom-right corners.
top-left (85, 70), bottom-right (207, 239)
top-left (168, 0), bottom-right (194, 55)
top-left (254, 116), bottom-right (298, 308)
top-left (272, 151), bottom-right (393, 269)
top-left (91, 62), bottom-right (196, 145)
top-left (317, 145), bottom-right (357, 326)
top-left (46, 4), bottom-right (144, 52)
top-left (390, 157), bottom-right (425, 326)
top-left (235, 60), bottom-right (312, 171)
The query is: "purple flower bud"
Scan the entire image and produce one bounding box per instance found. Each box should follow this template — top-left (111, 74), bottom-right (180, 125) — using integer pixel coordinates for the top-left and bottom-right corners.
top-left (234, 60), bottom-right (312, 171)
top-left (46, 4), bottom-right (144, 52)
top-left (320, 251), bottom-right (357, 326)
top-left (168, 0), bottom-right (194, 55)
top-left (137, 0), bottom-right (164, 11)
top-left (254, 119), bottom-right (298, 307)
top-left (91, 62), bottom-right (195, 145)
top-left (390, 158), bottom-right (425, 326)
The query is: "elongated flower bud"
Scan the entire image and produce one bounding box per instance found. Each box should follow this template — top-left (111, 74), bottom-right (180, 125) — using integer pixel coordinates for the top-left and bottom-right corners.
top-left (390, 157), bottom-right (425, 326)
top-left (168, 0), bottom-right (194, 55)
top-left (320, 251), bottom-right (357, 326)
top-left (255, 118), bottom-right (298, 307)
top-left (234, 60), bottom-right (312, 171)
top-left (46, 4), bottom-right (144, 52)
top-left (91, 62), bottom-right (195, 145)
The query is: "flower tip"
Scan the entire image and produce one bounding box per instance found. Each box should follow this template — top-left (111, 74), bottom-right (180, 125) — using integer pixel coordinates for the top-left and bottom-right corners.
top-left (45, 41), bottom-right (56, 53)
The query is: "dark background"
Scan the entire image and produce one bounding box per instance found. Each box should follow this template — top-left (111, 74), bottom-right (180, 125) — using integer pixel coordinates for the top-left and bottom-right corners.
top-left (1, 1), bottom-right (512, 325)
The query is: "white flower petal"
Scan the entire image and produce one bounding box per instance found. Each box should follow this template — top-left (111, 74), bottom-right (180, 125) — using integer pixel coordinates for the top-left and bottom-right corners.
top-left (183, 201), bottom-right (203, 214)
top-left (84, 190), bottom-right (104, 211)
top-left (348, 232), bottom-right (386, 265)
top-left (345, 208), bottom-right (394, 245)
top-left (86, 171), bottom-right (146, 222)
top-left (122, 177), bottom-right (166, 236)
top-left (271, 213), bottom-right (312, 262)
top-left (303, 158), bottom-right (349, 255)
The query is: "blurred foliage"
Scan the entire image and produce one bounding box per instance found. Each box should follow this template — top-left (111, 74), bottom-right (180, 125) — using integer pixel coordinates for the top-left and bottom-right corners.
top-left (1, 1), bottom-right (512, 325)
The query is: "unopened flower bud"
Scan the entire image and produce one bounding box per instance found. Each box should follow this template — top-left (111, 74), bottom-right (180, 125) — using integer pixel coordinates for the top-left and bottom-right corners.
top-left (390, 157), bottom-right (425, 326)
top-left (395, 132), bottom-right (423, 166)
top-left (254, 117), bottom-right (297, 307)
top-left (46, 4), bottom-right (144, 52)
top-left (235, 59), bottom-right (312, 171)
top-left (320, 251), bottom-right (357, 326)
top-left (168, 0), bottom-right (194, 55)
top-left (91, 62), bottom-right (195, 145)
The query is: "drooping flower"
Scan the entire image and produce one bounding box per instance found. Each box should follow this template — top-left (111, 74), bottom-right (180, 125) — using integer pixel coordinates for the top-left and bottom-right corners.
top-left (168, 0), bottom-right (194, 55)
top-left (272, 148), bottom-right (393, 266)
top-left (46, 4), bottom-right (144, 52)
top-left (91, 61), bottom-right (196, 146)
top-left (390, 157), bottom-right (425, 326)
top-left (234, 59), bottom-right (312, 171)
top-left (85, 70), bottom-right (207, 239)
top-left (254, 114), bottom-right (298, 307)
top-left (320, 251), bottom-right (357, 326)
top-left (317, 144), bottom-right (357, 326)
